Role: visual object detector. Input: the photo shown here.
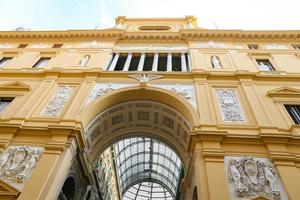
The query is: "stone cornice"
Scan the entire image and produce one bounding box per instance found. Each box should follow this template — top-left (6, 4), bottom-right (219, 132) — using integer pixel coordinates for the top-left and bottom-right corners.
top-left (0, 29), bottom-right (300, 42)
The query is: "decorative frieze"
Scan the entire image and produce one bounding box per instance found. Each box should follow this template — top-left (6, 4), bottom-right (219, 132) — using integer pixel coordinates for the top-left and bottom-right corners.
top-left (128, 74), bottom-right (164, 83)
top-left (225, 157), bottom-right (288, 200)
top-left (0, 146), bottom-right (43, 190)
top-left (0, 43), bottom-right (15, 48)
top-left (265, 44), bottom-right (288, 50)
top-left (114, 45), bottom-right (188, 51)
top-left (28, 43), bottom-right (49, 48)
top-left (64, 40), bottom-right (112, 49)
top-left (216, 89), bottom-right (245, 122)
top-left (42, 86), bottom-right (75, 116)
top-left (194, 40), bottom-right (227, 49)
top-left (151, 84), bottom-right (196, 107)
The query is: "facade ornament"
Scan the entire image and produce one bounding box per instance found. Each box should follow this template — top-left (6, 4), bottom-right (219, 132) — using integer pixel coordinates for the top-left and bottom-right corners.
top-left (196, 40), bottom-right (227, 49)
top-left (211, 55), bottom-right (222, 69)
top-left (0, 146), bottom-right (43, 186)
top-left (86, 83), bottom-right (134, 105)
top-left (265, 44), bottom-right (288, 50)
top-left (128, 73), bottom-right (164, 84)
top-left (0, 43), bottom-right (14, 48)
top-left (216, 89), bottom-right (245, 122)
top-left (114, 45), bottom-right (188, 51)
top-left (151, 84), bottom-right (196, 107)
top-left (79, 55), bottom-right (90, 67)
top-left (226, 157), bottom-right (287, 200)
top-left (29, 43), bottom-right (49, 48)
top-left (42, 86), bottom-right (75, 116)
top-left (79, 40), bottom-right (110, 48)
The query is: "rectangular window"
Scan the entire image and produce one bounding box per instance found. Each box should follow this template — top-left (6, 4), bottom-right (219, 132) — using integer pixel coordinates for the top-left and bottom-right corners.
top-left (0, 97), bottom-right (14, 112)
top-left (18, 44), bottom-right (28, 48)
top-left (292, 44), bottom-right (300, 50)
top-left (33, 57), bottom-right (50, 68)
top-left (248, 44), bottom-right (259, 49)
top-left (256, 59), bottom-right (275, 71)
top-left (53, 44), bottom-right (63, 48)
top-left (0, 57), bottom-right (13, 67)
top-left (285, 105), bottom-right (300, 124)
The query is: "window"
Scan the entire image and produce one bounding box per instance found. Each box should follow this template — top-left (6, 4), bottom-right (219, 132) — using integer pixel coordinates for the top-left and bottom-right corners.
top-left (33, 57), bottom-right (50, 68)
top-left (53, 44), bottom-right (63, 48)
top-left (285, 105), bottom-right (300, 124)
top-left (256, 59), bottom-right (275, 71)
top-left (248, 44), bottom-right (259, 49)
top-left (18, 44), bottom-right (28, 48)
top-left (0, 57), bottom-right (13, 67)
top-left (292, 44), bottom-right (300, 50)
top-left (0, 97), bottom-right (14, 112)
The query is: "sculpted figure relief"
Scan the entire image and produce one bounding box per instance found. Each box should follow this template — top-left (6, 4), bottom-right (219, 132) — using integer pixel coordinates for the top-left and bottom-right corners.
top-left (0, 146), bottom-right (43, 184)
top-left (227, 157), bottom-right (282, 200)
top-left (211, 55), bottom-right (222, 69)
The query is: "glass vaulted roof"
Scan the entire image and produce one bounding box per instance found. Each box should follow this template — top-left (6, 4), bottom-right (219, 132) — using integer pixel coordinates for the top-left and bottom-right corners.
top-left (113, 137), bottom-right (183, 200)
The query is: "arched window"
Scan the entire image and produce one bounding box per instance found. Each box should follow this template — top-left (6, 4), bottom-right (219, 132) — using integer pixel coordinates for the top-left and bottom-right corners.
top-left (193, 186), bottom-right (198, 200)
top-left (58, 176), bottom-right (76, 200)
top-left (79, 55), bottom-right (90, 67)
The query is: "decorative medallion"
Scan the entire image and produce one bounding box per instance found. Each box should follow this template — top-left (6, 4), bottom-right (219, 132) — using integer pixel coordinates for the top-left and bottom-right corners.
top-left (42, 86), bottom-right (75, 116)
top-left (194, 40), bottom-right (227, 49)
top-left (216, 89), bottom-right (245, 122)
top-left (225, 157), bottom-right (288, 200)
top-left (0, 146), bottom-right (43, 191)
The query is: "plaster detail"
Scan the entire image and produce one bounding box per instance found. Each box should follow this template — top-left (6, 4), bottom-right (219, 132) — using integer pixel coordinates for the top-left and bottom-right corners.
top-left (64, 40), bottom-right (112, 48)
top-left (86, 83), bottom-right (134, 105)
top-left (151, 84), bottom-right (196, 107)
top-left (28, 43), bottom-right (49, 48)
top-left (0, 146), bottom-right (43, 191)
top-left (194, 40), bottom-right (227, 49)
top-left (225, 157), bottom-right (288, 200)
top-left (265, 44), bottom-right (288, 50)
top-left (42, 86), bottom-right (75, 116)
top-left (216, 89), bottom-right (245, 122)
top-left (128, 74), bottom-right (164, 83)
top-left (0, 43), bottom-right (15, 48)
top-left (114, 45), bottom-right (188, 51)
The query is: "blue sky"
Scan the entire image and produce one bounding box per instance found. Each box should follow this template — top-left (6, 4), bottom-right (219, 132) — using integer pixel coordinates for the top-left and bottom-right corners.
top-left (1, 0), bottom-right (300, 31)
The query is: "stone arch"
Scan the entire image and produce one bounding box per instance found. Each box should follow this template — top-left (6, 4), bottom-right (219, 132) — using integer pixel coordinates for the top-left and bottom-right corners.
top-left (84, 100), bottom-right (192, 169)
top-left (79, 85), bottom-right (199, 129)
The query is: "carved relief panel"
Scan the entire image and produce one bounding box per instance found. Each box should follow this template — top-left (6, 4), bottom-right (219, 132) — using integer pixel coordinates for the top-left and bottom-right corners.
top-left (0, 146), bottom-right (43, 191)
top-left (42, 85), bottom-right (75, 116)
top-left (216, 89), bottom-right (245, 122)
top-left (225, 156), bottom-right (288, 200)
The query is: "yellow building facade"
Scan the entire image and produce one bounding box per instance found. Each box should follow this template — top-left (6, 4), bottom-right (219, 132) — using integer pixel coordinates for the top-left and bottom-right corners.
top-left (0, 16), bottom-right (299, 200)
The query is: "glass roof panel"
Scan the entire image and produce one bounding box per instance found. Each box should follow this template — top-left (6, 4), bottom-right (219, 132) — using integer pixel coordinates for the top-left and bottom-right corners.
top-left (113, 137), bottom-right (183, 199)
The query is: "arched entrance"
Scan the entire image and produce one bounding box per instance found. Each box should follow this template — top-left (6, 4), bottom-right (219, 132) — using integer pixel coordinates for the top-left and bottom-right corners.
top-left (58, 176), bottom-right (76, 200)
top-left (81, 87), bottom-right (196, 199)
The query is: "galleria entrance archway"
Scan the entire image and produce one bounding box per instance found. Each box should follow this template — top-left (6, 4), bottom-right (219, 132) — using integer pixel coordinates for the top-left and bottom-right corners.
top-left (84, 100), bottom-right (193, 199)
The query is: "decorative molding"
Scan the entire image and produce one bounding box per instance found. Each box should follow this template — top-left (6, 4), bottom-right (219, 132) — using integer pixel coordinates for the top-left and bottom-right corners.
top-left (265, 44), bottom-right (288, 50)
top-left (151, 84), bottom-right (196, 107)
top-left (86, 83), bottom-right (134, 105)
top-left (114, 45), bottom-right (188, 51)
top-left (216, 89), bottom-right (245, 122)
top-left (64, 40), bottom-right (112, 49)
top-left (42, 86), bottom-right (75, 116)
top-left (225, 156), bottom-right (288, 200)
top-left (127, 74), bottom-right (164, 84)
top-left (0, 43), bottom-right (15, 48)
top-left (0, 146), bottom-right (43, 191)
top-left (28, 43), bottom-right (49, 48)
top-left (0, 81), bottom-right (31, 93)
top-left (267, 86), bottom-right (300, 98)
top-left (193, 40), bottom-right (227, 49)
